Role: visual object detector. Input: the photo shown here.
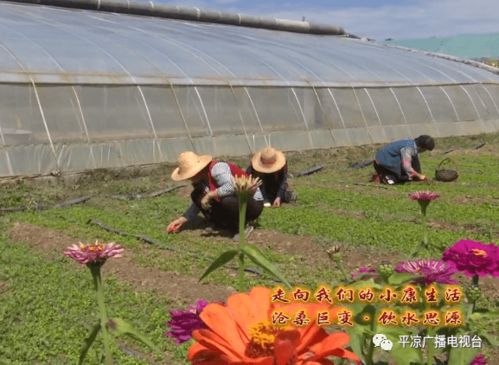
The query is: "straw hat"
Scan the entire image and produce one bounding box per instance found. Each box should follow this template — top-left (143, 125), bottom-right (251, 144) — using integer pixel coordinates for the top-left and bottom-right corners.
top-left (251, 147), bottom-right (286, 173)
top-left (171, 151), bottom-right (212, 181)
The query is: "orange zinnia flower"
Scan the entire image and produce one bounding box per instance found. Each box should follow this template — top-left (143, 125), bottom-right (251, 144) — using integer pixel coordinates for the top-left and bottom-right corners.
top-left (188, 287), bottom-right (361, 365)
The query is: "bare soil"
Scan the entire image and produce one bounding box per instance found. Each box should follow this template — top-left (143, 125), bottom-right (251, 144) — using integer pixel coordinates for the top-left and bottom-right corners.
top-left (0, 280), bottom-right (9, 295)
top-left (248, 229), bottom-right (403, 273)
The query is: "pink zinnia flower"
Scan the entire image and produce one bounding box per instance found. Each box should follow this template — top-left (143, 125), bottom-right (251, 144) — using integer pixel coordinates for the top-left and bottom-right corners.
top-left (395, 259), bottom-right (458, 285)
top-left (166, 300), bottom-right (208, 344)
top-left (408, 191), bottom-right (440, 202)
top-left (409, 191), bottom-right (440, 216)
top-left (64, 241), bottom-right (124, 265)
top-left (470, 354), bottom-right (487, 365)
top-left (443, 240), bottom-right (499, 277)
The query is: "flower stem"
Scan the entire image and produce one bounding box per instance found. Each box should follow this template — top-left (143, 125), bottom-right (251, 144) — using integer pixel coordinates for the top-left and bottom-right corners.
top-left (366, 308), bottom-right (378, 365)
top-left (427, 327), bottom-right (436, 365)
top-left (237, 194), bottom-right (248, 291)
top-left (90, 263), bottom-right (113, 365)
top-left (471, 275), bottom-right (479, 312)
top-left (334, 257), bottom-right (349, 283)
top-left (238, 253), bottom-right (245, 291)
top-left (422, 209), bottom-right (429, 249)
top-left (409, 207), bottom-right (429, 257)
top-left (472, 275), bottom-right (479, 286)
top-left (366, 339), bottom-right (375, 365)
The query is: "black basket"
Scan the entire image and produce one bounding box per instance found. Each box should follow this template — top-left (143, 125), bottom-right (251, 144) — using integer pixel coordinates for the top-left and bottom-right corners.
top-left (435, 158), bottom-right (459, 182)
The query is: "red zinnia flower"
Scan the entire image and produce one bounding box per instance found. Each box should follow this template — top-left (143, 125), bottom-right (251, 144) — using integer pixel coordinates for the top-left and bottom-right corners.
top-left (470, 353), bottom-right (487, 365)
top-left (443, 240), bottom-right (498, 277)
top-left (64, 241), bottom-right (124, 265)
top-left (188, 287), bottom-right (360, 364)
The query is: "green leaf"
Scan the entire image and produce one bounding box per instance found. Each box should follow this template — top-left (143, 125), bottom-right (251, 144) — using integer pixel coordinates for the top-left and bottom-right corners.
top-left (199, 249), bottom-right (238, 282)
top-left (352, 303), bottom-right (376, 326)
top-left (479, 332), bottom-right (499, 347)
top-left (240, 244), bottom-right (291, 288)
top-left (470, 311), bottom-right (499, 321)
top-left (381, 327), bottom-right (423, 365)
top-left (107, 318), bottom-right (161, 353)
top-left (387, 272), bottom-right (418, 286)
top-left (346, 325), bottom-right (368, 364)
top-left (447, 346), bottom-right (479, 365)
top-left (78, 322), bottom-right (101, 365)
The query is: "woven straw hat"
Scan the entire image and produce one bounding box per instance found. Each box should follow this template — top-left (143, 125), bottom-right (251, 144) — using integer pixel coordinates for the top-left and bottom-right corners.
top-left (251, 147), bottom-right (286, 173)
top-left (171, 151), bottom-right (212, 181)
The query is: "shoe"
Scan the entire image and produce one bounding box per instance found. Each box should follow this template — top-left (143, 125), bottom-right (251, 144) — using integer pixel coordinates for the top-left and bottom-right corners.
top-left (232, 225), bottom-right (254, 241)
top-left (203, 226), bottom-right (215, 234)
top-left (383, 175), bottom-right (396, 185)
top-left (263, 202), bottom-right (271, 208)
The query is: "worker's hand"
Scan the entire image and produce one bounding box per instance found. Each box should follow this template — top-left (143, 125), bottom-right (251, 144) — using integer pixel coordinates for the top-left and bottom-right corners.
top-left (419, 174), bottom-right (427, 181)
top-left (167, 216), bottom-right (187, 234)
top-left (273, 197), bottom-right (281, 207)
top-left (200, 193), bottom-right (212, 210)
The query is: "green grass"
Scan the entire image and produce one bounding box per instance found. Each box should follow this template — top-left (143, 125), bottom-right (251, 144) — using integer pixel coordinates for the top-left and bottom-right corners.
top-left (0, 132), bottom-right (498, 364)
top-left (0, 231), bottom-right (188, 365)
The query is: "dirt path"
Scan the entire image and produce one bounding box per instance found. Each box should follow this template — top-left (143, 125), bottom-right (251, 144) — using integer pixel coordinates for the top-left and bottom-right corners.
top-left (248, 229), bottom-right (403, 273)
top-left (9, 222), bottom-right (233, 304)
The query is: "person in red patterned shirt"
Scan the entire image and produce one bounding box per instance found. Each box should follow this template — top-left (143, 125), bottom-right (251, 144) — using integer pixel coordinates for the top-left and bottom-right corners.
top-left (166, 151), bottom-right (263, 235)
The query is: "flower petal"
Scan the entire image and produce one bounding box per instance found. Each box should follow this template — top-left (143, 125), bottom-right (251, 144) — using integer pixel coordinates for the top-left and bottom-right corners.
top-left (295, 305), bottom-right (339, 353)
top-left (323, 348), bottom-right (362, 364)
top-left (199, 303), bottom-right (247, 355)
top-left (227, 287), bottom-right (271, 340)
top-left (306, 332), bottom-right (350, 359)
top-left (188, 347), bottom-right (230, 365)
top-left (233, 358), bottom-right (274, 365)
top-left (295, 325), bottom-right (327, 354)
top-left (192, 329), bottom-right (243, 362)
top-left (188, 342), bottom-right (210, 360)
top-left (274, 330), bottom-right (300, 365)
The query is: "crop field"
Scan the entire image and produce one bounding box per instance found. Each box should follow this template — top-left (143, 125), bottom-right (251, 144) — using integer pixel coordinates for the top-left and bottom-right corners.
top-left (0, 133), bottom-right (498, 364)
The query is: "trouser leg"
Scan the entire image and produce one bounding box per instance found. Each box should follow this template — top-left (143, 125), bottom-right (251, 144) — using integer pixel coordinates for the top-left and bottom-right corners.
top-left (373, 161), bottom-right (401, 184)
top-left (211, 196), bottom-right (264, 232)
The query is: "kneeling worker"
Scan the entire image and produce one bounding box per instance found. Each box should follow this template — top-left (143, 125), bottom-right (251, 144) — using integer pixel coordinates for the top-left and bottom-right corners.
top-left (247, 147), bottom-right (296, 207)
top-left (373, 135), bottom-right (435, 184)
top-left (166, 151), bottom-right (263, 237)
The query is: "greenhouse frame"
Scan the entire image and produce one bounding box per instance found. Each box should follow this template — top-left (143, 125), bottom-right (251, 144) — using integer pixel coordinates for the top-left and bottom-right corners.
top-left (0, 0), bottom-right (498, 177)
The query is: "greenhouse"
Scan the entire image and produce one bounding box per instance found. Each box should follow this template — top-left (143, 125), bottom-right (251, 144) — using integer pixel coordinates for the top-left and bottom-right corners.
top-left (0, 0), bottom-right (498, 178)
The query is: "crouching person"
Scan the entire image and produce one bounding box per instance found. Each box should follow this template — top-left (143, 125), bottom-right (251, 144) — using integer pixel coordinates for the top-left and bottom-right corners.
top-left (248, 147), bottom-right (296, 207)
top-left (373, 135), bottom-right (435, 184)
top-left (166, 151), bottom-right (263, 239)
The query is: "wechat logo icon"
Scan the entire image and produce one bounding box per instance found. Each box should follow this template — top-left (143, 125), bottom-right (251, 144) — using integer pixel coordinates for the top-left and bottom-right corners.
top-left (373, 334), bottom-right (393, 352)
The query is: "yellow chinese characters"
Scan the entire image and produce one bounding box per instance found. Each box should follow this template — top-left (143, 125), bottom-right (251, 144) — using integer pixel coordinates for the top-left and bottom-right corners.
top-left (269, 285), bottom-right (466, 328)
top-left (444, 286), bottom-right (463, 304)
top-left (270, 309), bottom-right (334, 327)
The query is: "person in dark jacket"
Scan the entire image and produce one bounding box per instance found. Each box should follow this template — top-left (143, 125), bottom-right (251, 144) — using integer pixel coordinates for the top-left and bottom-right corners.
top-left (247, 147), bottom-right (296, 207)
top-left (373, 135), bottom-right (435, 184)
top-left (166, 151), bottom-right (263, 235)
